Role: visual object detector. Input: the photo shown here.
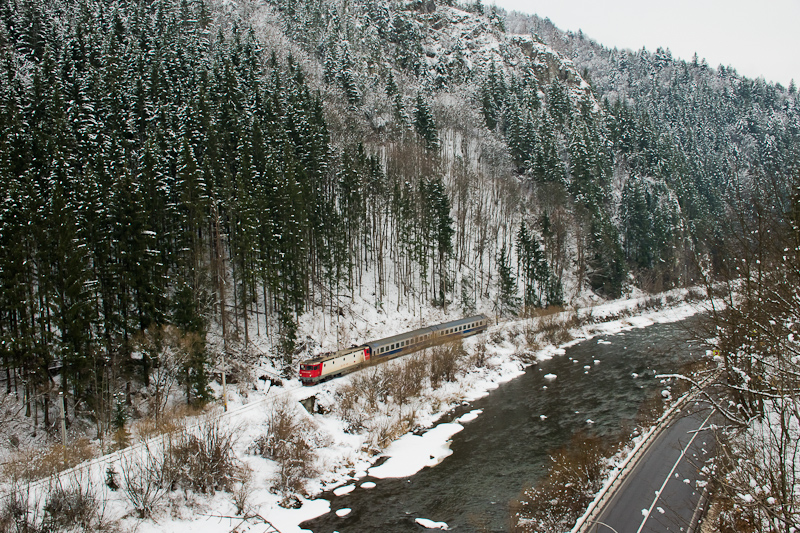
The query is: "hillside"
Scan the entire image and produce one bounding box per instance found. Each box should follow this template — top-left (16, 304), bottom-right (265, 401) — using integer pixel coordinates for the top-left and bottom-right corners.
top-left (0, 0), bottom-right (798, 490)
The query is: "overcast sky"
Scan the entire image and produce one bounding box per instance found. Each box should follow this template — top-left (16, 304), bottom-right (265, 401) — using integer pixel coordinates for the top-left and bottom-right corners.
top-left (489, 0), bottom-right (800, 88)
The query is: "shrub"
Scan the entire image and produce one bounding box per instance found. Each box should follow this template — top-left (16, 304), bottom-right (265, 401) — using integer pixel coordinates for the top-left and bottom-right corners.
top-left (164, 417), bottom-right (243, 494)
top-left (0, 482), bottom-right (42, 533)
top-left (335, 381), bottom-right (366, 433)
top-left (0, 474), bottom-right (112, 533)
top-left (118, 441), bottom-right (173, 519)
top-left (118, 417), bottom-right (243, 519)
top-left (430, 344), bottom-right (463, 388)
top-left (490, 329), bottom-right (505, 345)
top-left (43, 474), bottom-right (106, 531)
top-left (385, 355), bottom-right (426, 406)
top-left (231, 467), bottom-right (253, 516)
top-left (252, 398), bottom-right (317, 503)
top-left (350, 367), bottom-right (390, 406)
top-left (510, 432), bottom-right (618, 533)
top-left (470, 338), bottom-right (489, 367)
top-left (538, 314), bottom-right (574, 346)
top-left (365, 416), bottom-right (410, 450)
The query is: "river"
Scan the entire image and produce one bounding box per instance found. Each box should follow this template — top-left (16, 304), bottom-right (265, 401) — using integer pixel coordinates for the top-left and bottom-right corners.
top-left (301, 316), bottom-right (705, 532)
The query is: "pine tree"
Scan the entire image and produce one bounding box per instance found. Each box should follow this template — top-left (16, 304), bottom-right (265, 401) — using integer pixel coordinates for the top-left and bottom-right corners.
top-left (413, 94), bottom-right (439, 150)
top-left (496, 246), bottom-right (519, 316)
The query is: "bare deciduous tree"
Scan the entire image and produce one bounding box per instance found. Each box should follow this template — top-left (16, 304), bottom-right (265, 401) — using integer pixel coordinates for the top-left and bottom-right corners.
top-left (134, 326), bottom-right (200, 426)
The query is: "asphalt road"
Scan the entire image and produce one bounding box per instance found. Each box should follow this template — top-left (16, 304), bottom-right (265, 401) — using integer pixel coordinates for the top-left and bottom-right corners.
top-left (589, 400), bottom-right (717, 533)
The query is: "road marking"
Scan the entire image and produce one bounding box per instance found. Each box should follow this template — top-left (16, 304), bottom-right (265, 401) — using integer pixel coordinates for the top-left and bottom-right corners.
top-left (635, 409), bottom-right (715, 533)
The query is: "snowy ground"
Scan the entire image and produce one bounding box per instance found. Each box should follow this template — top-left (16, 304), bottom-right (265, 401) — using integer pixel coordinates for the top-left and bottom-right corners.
top-left (0, 290), bottom-right (708, 533)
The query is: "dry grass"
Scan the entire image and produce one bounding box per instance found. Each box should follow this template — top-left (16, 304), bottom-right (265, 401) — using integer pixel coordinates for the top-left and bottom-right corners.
top-left (367, 415), bottom-right (414, 450)
top-left (537, 313), bottom-right (575, 346)
top-left (523, 305), bottom-right (566, 319)
top-left (131, 403), bottom-right (208, 441)
top-left (1, 438), bottom-right (97, 482)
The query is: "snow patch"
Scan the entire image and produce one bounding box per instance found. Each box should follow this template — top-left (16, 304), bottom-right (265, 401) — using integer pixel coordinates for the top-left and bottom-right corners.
top-left (456, 409), bottom-right (483, 423)
top-left (333, 484), bottom-right (355, 496)
top-left (415, 517), bottom-right (450, 529)
top-left (369, 423), bottom-right (464, 479)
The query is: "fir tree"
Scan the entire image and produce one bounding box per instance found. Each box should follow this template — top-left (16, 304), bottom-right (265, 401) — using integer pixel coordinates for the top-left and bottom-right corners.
top-left (496, 246), bottom-right (519, 316)
top-left (413, 93), bottom-right (439, 150)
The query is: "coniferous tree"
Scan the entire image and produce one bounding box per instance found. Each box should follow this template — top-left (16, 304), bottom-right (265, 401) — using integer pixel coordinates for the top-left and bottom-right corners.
top-left (496, 245), bottom-right (519, 316)
top-left (414, 93), bottom-right (439, 151)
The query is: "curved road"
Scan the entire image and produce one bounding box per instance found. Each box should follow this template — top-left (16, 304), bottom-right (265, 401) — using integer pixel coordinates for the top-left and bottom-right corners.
top-left (589, 400), bottom-right (717, 533)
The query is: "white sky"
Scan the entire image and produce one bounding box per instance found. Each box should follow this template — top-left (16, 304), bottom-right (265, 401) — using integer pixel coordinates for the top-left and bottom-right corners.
top-left (489, 0), bottom-right (800, 88)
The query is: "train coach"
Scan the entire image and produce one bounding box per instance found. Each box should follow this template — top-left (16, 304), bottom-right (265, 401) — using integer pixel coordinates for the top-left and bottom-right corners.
top-left (299, 314), bottom-right (489, 385)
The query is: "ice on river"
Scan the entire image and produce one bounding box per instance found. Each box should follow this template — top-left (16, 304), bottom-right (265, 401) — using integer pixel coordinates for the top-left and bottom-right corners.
top-left (415, 517), bottom-right (450, 529)
top-left (368, 422), bottom-right (464, 479)
top-left (456, 409), bottom-right (483, 423)
top-left (333, 484), bottom-right (355, 496)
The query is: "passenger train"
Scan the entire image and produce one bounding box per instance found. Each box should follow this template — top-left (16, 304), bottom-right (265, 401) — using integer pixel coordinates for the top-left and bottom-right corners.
top-left (298, 314), bottom-right (490, 385)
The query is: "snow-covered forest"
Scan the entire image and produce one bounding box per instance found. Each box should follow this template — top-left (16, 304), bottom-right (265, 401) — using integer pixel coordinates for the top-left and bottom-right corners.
top-left (0, 0), bottom-right (799, 530)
